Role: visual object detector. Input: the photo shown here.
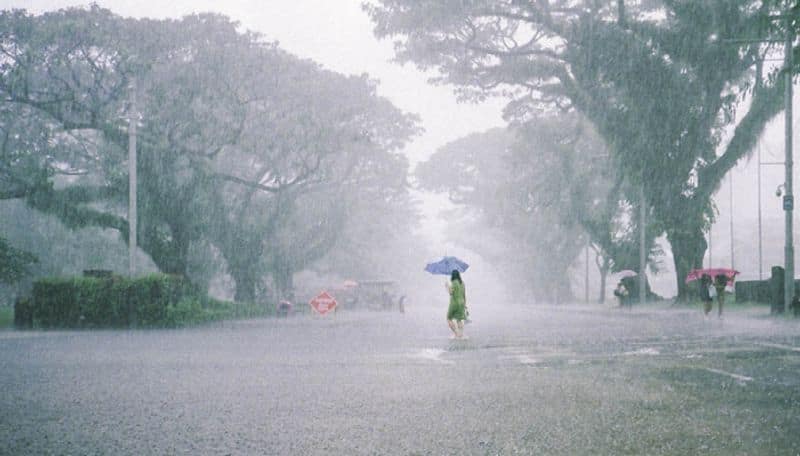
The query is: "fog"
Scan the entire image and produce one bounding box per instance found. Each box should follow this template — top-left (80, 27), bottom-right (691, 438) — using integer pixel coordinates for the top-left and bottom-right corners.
top-left (4, 2), bottom-right (800, 454)
top-left (3, 0), bottom-right (798, 307)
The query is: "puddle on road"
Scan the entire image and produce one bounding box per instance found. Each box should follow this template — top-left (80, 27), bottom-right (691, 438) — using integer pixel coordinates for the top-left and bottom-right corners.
top-left (495, 354), bottom-right (541, 365)
top-left (409, 348), bottom-right (454, 364)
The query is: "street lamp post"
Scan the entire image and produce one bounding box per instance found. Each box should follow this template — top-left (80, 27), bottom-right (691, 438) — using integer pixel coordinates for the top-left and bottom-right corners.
top-left (639, 182), bottom-right (646, 305)
top-left (783, 19), bottom-right (794, 312)
top-left (730, 173), bottom-right (735, 269)
top-left (758, 143), bottom-right (763, 279)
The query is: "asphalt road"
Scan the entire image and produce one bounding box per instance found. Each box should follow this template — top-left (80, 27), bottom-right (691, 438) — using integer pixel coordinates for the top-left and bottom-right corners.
top-left (2, 303), bottom-right (800, 455)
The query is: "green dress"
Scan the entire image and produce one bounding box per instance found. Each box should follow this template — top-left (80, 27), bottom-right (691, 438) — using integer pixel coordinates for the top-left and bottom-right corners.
top-left (447, 280), bottom-right (467, 320)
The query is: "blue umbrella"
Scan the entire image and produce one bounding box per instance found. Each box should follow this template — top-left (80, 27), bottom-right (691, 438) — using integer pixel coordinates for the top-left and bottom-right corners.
top-left (424, 256), bottom-right (469, 275)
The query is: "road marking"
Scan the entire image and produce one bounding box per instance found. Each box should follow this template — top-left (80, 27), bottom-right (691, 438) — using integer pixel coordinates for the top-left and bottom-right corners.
top-left (703, 368), bottom-right (753, 383)
top-left (755, 342), bottom-right (800, 353)
top-left (623, 347), bottom-right (660, 356)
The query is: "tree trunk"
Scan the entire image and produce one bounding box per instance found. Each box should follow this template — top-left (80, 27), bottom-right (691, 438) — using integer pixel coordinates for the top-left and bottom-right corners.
top-left (140, 226), bottom-right (189, 277)
top-left (272, 260), bottom-right (295, 301)
top-left (598, 267), bottom-right (608, 304)
top-left (667, 222), bottom-right (707, 302)
top-left (232, 269), bottom-right (256, 303)
top-left (596, 254), bottom-right (610, 304)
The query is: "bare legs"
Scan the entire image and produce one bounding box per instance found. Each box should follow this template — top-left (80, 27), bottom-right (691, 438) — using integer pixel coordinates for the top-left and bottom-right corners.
top-left (447, 319), bottom-right (466, 339)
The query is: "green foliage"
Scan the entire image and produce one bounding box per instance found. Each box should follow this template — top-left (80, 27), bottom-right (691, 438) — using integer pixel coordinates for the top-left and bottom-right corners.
top-left (0, 305), bottom-right (13, 328)
top-left (14, 273), bottom-right (269, 329)
top-left (0, 236), bottom-right (36, 284)
top-left (13, 298), bottom-right (32, 328)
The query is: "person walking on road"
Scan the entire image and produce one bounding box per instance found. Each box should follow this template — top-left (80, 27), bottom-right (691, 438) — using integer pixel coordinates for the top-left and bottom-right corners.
top-left (713, 274), bottom-right (728, 318)
top-left (700, 274), bottom-right (714, 316)
top-left (613, 281), bottom-right (628, 307)
top-left (446, 270), bottom-right (467, 339)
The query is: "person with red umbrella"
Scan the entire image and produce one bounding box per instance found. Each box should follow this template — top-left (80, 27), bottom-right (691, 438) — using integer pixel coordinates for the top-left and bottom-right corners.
top-left (686, 268), bottom-right (738, 318)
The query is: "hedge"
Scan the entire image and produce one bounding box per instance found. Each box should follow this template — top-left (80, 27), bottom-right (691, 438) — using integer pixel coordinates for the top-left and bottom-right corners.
top-left (14, 273), bottom-right (271, 329)
top-left (735, 280), bottom-right (772, 304)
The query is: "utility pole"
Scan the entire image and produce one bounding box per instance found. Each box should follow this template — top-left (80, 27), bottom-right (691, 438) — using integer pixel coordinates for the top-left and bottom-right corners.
top-left (639, 183), bottom-right (646, 305)
top-left (783, 18), bottom-right (794, 312)
top-left (757, 56), bottom-right (764, 281)
top-left (730, 173), bottom-right (735, 269)
top-left (758, 143), bottom-right (763, 279)
top-left (128, 80), bottom-right (137, 277)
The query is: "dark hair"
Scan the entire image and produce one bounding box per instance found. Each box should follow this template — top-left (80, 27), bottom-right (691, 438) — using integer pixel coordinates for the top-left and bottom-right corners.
top-left (451, 270), bottom-right (462, 283)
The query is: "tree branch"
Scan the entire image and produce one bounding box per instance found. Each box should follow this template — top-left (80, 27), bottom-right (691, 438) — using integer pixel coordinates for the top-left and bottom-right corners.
top-left (697, 72), bottom-right (785, 198)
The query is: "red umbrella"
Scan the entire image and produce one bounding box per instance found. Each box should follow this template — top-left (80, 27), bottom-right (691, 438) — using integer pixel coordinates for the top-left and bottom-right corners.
top-left (685, 268), bottom-right (739, 284)
top-left (616, 269), bottom-right (638, 279)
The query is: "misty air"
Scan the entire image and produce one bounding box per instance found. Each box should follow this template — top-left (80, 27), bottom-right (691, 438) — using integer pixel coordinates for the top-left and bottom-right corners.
top-left (1, 1), bottom-right (800, 455)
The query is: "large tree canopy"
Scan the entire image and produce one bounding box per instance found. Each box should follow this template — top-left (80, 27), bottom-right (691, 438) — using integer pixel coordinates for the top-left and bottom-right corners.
top-left (367, 0), bottom-right (793, 299)
top-left (0, 6), bottom-right (421, 301)
top-left (417, 112), bottom-right (660, 302)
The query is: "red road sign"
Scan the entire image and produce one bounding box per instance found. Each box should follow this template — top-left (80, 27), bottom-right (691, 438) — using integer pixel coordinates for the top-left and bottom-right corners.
top-left (309, 291), bottom-right (337, 315)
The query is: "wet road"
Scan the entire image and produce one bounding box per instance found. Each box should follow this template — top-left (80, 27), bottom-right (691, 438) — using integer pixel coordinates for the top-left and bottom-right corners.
top-left (2, 303), bottom-right (800, 455)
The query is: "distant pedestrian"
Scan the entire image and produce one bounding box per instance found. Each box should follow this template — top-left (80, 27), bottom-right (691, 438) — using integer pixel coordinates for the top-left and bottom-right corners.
top-left (381, 290), bottom-right (392, 311)
top-left (700, 274), bottom-right (714, 316)
top-left (446, 270), bottom-right (467, 339)
top-left (613, 281), bottom-right (628, 307)
top-left (713, 274), bottom-right (728, 318)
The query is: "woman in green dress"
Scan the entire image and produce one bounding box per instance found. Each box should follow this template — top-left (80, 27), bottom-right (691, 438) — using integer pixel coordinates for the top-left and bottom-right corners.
top-left (446, 270), bottom-right (467, 339)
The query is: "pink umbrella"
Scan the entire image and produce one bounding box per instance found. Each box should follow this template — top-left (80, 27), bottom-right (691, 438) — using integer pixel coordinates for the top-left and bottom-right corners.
top-left (685, 268), bottom-right (739, 284)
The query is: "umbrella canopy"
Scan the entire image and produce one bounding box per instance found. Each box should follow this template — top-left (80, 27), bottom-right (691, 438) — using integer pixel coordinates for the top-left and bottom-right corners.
top-left (425, 256), bottom-right (469, 275)
top-left (685, 268), bottom-right (739, 284)
top-left (616, 269), bottom-right (638, 279)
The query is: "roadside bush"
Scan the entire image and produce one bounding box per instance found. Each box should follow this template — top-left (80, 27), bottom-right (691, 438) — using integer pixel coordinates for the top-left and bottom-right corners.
top-left (15, 273), bottom-right (275, 329)
top-left (13, 297), bottom-right (32, 328)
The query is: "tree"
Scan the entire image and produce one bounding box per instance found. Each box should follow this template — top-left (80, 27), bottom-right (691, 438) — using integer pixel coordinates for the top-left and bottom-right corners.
top-left (367, 0), bottom-right (791, 300)
top-left (417, 113), bottom-right (660, 303)
top-left (1, 6), bottom-right (420, 302)
top-left (0, 235), bottom-right (36, 285)
top-left (211, 60), bottom-right (420, 301)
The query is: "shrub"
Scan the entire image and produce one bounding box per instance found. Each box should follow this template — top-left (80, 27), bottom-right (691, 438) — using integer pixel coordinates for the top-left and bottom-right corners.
top-left (13, 297), bottom-right (32, 328)
top-left (16, 273), bottom-right (273, 329)
top-left (22, 274), bottom-right (192, 328)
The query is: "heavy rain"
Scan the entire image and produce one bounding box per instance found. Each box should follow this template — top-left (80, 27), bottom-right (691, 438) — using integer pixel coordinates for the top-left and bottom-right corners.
top-left (1, 1), bottom-right (799, 455)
